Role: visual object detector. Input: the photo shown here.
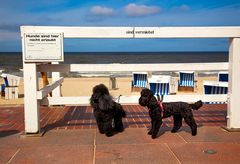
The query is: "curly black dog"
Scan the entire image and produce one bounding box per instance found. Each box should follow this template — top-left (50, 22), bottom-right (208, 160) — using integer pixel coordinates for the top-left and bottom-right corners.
top-left (90, 84), bottom-right (126, 137)
top-left (139, 88), bottom-right (202, 139)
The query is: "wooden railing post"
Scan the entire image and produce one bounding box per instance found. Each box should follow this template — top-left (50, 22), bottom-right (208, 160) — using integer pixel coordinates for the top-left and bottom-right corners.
top-left (227, 38), bottom-right (240, 130)
top-left (23, 63), bottom-right (40, 134)
top-left (51, 62), bottom-right (61, 98)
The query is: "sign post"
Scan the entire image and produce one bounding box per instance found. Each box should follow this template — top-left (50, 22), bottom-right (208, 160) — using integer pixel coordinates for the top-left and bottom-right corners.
top-left (22, 32), bottom-right (64, 134)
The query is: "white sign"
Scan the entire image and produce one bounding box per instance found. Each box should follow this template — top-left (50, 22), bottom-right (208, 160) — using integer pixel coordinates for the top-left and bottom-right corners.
top-left (133, 27), bottom-right (156, 38)
top-left (24, 33), bottom-right (64, 62)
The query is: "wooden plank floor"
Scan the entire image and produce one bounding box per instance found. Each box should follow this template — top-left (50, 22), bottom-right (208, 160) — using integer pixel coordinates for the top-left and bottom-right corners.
top-left (0, 104), bottom-right (227, 133)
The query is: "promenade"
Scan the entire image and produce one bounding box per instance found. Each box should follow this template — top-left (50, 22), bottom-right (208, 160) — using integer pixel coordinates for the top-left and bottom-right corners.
top-left (1, 104), bottom-right (240, 163)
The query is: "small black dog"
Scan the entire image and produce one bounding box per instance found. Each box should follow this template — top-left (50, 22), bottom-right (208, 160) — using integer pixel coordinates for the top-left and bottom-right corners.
top-left (90, 84), bottom-right (126, 137)
top-left (139, 88), bottom-right (202, 139)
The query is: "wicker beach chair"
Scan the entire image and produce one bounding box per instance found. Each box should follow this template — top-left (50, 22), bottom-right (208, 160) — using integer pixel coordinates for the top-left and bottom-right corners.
top-left (148, 75), bottom-right (177, 101)
top-left (203, 80), bottom-right (228, 104)
top-left (0, 73), bottom-right (21, 99)
top-left (131, 72), bottom-right (148, 91)
top-left (178, 71), bottom-right (197, 92)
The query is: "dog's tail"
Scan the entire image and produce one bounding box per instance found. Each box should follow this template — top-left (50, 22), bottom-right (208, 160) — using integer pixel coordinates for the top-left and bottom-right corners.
top-left (190, 100), bottom-right (203, 110)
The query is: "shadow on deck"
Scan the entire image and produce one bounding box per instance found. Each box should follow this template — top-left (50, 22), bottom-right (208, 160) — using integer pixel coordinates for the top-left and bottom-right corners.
top-left (0, 104), bottom-right (227, 134)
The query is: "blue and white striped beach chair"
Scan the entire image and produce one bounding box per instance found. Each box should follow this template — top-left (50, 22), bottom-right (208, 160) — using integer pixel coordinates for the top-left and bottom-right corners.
top-left (148, 76), bottom-right (174, 101)
top-left (178, 71), bottom-right (197, 91)
top-left (203, 81), bottom-right (228, 104)
top-left (218, 71), bottom-right (228, 82)
top-left (149, 82), bottom-right (169, 96)
top-left (132, 72), bottom-right (148, 89)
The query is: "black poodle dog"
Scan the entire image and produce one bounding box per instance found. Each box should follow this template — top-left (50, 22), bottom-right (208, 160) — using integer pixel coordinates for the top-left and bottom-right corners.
top-left (90, 84), bottom-right (126, 137)
top-left (139, 88), bottom-right (202, 139)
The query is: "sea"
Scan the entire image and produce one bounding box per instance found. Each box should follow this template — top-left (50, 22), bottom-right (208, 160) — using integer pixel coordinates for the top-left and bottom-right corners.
top-left (0, 52), bottom-right (228, 77)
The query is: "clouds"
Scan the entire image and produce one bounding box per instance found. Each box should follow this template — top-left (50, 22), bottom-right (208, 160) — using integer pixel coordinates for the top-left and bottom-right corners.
top-left (90, 6), bottom-right (114, 16)
top-left (124, 3), bottom-right (161, 17)
top-left (85, 3), bottom-right (191, 21)
top-left (179, 5), bottom-right (190, 11)
top-left (85, 3), bottom-right (161, 22)
top-left (86, 5), bottom-right (115, 22)
top-left (0, 0), bottom-right (240, 51)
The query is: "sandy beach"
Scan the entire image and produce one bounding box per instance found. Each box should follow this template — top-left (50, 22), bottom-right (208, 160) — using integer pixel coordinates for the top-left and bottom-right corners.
top-left (0, 75), bottom-right (218, 106)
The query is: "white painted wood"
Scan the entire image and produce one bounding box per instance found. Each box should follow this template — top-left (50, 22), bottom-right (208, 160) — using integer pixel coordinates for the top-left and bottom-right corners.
top-left (21, 26), bottom-right (240, 38)
top-left (203, 81), bottom-right (228, 87)
top-left (37, 63), bottom-right (228, 72)
top-left (162, 94), bottom-right (227, 103)
top-left (40, 94), bottom-right (227, 106)
top-left (51, 62), bottom-right (61, 97)
top-left (134, 27), bottom-right (240, 38)
top-left (21, 26), bottom-right (134, 38)
top-left (41, 96), bottom-right (92, 106)
top-left (37, 77), bottom-right (64, 99)
top-left (23, 63), bottom-right (40, 133)
top-left (227, 38), bottom-right (240, 129)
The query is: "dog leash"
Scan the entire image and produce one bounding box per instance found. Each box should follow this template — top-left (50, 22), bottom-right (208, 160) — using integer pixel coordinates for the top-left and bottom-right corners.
top-left (117, 94), bottom-right (122, 103)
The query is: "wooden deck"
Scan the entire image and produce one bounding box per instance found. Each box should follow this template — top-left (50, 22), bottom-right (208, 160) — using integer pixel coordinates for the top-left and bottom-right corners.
top-left (0, 104), bottom-right (227, 133)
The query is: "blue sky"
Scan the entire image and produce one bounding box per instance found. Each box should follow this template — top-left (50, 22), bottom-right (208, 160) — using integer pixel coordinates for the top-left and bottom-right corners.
top-left (0, 0), bottom-right (240, 52)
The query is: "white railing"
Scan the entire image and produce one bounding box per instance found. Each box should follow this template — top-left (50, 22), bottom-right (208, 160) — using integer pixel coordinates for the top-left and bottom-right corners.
top-left (21, 26), bottom-right (240, 134)
top-left (37, 63), bottom-right (229, 72)
top-left (37, 62), bottom-right (229, 105)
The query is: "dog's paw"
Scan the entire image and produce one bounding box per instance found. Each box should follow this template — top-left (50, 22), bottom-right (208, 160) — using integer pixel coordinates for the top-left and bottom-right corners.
top-left (148, 131), bottom-right (153, 135)
top-left (117, 128), bottom-right (124, 133)
top-left (191, 132), bottom-right (197, 136)
top-left (191, 129), bottom-right (197, 136)
top-left (114, 127), bottom-right (124, 133)
top-left (105, 132), bottom-right (114, 137)
top-left (99, 131), bottom-right (105, 134)
top-left (151, 135), bottom-right (157, 139)
top-left (171, 129), bottom-right (178, 133)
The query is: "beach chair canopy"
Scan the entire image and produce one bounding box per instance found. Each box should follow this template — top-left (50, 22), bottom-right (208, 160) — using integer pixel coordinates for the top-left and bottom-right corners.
top-left (132, 72), bottom-right (148, 88)
top-left (0, 73), bottom-right (21, 87)
top-left (148, 75), bottom-right (171, 96)
top-left (218, 71), bottom-right (228, 82)
top-left (203, 80), bottom-right (228, 104)
top-left (179, 71), bottom-right (196, 87)
top-left (203, 81), bottom-right (228, 94)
